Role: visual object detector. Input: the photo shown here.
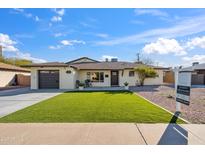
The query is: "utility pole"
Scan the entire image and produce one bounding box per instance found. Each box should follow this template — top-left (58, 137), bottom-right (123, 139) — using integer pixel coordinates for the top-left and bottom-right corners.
top-left (136, 52), bottom-right (140, 62)
top-left (0, 45), bottom-right (2, 57)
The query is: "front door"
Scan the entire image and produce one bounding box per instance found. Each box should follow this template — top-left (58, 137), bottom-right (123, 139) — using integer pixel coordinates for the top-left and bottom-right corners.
top-left (111, 70), bottom-right (119, 86)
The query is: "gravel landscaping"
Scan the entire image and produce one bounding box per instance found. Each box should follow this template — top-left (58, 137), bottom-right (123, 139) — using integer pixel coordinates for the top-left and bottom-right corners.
top-left (130, 85), bottom-right (205, 124)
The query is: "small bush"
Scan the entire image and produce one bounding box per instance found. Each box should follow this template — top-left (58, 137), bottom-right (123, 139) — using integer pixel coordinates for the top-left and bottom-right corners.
top-left (124, 82), bottom-right (129, 86)
top-left (78, 82), bottom-right (85, 87)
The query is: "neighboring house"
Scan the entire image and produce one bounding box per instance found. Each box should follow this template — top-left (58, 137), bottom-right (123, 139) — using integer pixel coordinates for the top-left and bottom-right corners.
top-left (0, 62), bottom-right (30, 87)
top-left (25, 57), bottom-right (168, 89)
top-left (180, 62), bottom-right (205, 85)
top-left (163, 62), bottom-right (205, 85)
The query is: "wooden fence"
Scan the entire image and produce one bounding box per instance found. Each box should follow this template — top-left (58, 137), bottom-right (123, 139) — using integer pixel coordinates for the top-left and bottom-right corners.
top-left (16, 74), bottom-right (30, 86)
top-left (163, 71), bottom-right (175, 84)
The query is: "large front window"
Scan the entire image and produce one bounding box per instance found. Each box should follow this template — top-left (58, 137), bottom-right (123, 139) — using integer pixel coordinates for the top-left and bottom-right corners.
top-left (87, 72), bottom-right (104, 82)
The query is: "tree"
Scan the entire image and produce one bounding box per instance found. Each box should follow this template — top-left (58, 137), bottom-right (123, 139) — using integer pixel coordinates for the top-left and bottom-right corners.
top-left (134, 65), bottom-right (158, 86)
top-left (135, 52), bottom-right (154, 65)
top-left (0, 56), bottom-right (32, 67)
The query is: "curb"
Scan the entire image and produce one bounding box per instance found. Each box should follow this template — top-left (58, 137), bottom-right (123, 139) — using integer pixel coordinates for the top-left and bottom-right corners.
top-left (133, 92), bottom-right (191, 124)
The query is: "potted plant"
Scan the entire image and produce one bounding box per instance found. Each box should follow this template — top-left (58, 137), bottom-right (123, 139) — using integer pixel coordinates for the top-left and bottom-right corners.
top-left (124, 82), bottom-right (129, 90)
top-left (78, 82), bottom-right (85, 90)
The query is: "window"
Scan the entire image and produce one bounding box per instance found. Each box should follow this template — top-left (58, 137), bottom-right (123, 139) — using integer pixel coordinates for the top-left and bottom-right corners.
top-left (129, 71), bottom-right (135, 77)
top-left (88, 72), bottom-right (104, 82)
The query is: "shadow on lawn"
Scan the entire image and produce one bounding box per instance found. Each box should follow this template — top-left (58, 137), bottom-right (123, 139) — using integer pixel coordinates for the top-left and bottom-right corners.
top-left (157, 112), bottom-right (188, 145)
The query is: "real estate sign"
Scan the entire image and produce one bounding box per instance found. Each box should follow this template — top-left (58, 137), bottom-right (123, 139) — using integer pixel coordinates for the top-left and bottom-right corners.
top-left (176, 72), bottom-right (191, 105)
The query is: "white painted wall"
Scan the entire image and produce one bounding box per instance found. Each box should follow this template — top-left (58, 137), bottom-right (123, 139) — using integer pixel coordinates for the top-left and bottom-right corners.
top-left (30, 67), bottom-right (76, 89)
top-left (78, 70), bottom-right (111, 87)
top-left (144, 69), bottom-right (164, 85)
top-left (119, 69), bottom-right (164, 86)
top-left (119, 69), bottom-right (138, 86)
top-left (0, 70), bottom-right (30, 87)
top-left (30, 67), bottom-right (164, 89)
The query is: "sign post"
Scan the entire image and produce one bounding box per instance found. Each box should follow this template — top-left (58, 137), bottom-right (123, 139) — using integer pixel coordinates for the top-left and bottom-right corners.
top-left (174, 68), bottom-right (181, 112)
top-left (175, 69), bottom-right (192, 111)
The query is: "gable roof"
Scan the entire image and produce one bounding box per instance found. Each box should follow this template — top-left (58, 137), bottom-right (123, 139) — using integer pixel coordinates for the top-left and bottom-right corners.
top-left (70, 61), bottom-right (168, 70)
top-left (0, 62), bottom-right (30, 72)
top-left (66, 57), bottom-right (99, 64)
top-left (23, 57), bottom-right (168, 70)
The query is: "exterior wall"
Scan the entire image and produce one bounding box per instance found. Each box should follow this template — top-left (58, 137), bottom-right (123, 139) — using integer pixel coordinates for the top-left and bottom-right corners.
top-left (119, 69), bottom-right (138, 86)
top-left (78, 70), bottom-right (111, 87)
top-left (30, 67), bottom-right (76, 89)
top-left (0, 70), bottom-right (30, 87)
top-left (119, 69), bottom-right (164, 86)
top-left (30, 67), bottom-right (165, 89)
top-left (144, 69), bottom-right (164, 85)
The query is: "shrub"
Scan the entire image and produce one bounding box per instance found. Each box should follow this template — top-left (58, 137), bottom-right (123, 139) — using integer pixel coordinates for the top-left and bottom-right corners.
top-left (78, 82), bottom-right (85, 87)
top-left (134, 65), bottom-right (158, 86)
top-left (124, 82), bottom-right (129, 86)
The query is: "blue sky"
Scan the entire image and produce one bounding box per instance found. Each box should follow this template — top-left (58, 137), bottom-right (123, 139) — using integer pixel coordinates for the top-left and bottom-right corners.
top-left (0, 8), bottom-right (205, 66)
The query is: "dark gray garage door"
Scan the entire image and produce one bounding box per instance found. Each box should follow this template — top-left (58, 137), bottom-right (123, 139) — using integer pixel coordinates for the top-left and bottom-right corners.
top-left (39, 70), bottom-right (59, 89)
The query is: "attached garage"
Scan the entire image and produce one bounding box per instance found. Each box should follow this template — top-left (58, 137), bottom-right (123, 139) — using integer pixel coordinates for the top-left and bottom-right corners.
top-left (38, 70), bottom-right (59, 89)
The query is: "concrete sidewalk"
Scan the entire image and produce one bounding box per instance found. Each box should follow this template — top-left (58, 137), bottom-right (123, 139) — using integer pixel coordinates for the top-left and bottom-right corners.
top-left (0, 123), bottom-right (204, 145)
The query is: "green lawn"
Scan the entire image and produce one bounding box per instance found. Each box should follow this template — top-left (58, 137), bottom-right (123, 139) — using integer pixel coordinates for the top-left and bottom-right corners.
top-left (0, 91), bottom-right (185, 123)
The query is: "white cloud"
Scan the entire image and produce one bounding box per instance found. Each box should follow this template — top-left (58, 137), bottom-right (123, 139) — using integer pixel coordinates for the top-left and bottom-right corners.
top-left (142, 38), bottom-right (186, 56)
top-left (53, 9), bottom-right (65, 16)
top-left (95, 33), bottom-right (109, 38)
top-left (0, 33), bottom-right (46, 63)
top-left (182, 55), bottom-right (205, 65)
top-left (60, 40), bottom-right (72, 46)
top-left (49, 39), bottom-right (85, 50)
top-left (134, 9), bottom-right (168, 17)
top-left (186, 36), bottom-right (205, 49)
top-left (95, 14), bottom-right (205, 46)
top-left (0, 33), bottom-right (18, 52)
top-left (35, 16), bottom-right (40, 22)
top-left (49, 45), bottom-right (62, 50)
top-left (53, 33), bottom-right (63, 37)
top-left (12, 8), bottom-right (40, 22)
top-left (61, 40), bottom-right (85, 46)
top-left (51, 9), bottom-right (65, 23)
top-left (51, 16), bottom-right (62, 22)
top-left (80, 22), bottom-right (95, 28)
top-left (101, 55), bottom-right (118, 61)
top-left (13, 8), bottom-right (24, 13)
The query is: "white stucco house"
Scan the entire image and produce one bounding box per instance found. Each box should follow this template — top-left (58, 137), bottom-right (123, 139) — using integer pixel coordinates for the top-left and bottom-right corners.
top-left (25, 57), bottom-right (168, 89)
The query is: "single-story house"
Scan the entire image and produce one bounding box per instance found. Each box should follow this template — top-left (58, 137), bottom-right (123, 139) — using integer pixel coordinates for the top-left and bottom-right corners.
top-left (0, 62), bottom-right (30, 87)
top-left (24, 57), bottom-right (168, 89)
top-left (180, 62), bottom-right (205, 85)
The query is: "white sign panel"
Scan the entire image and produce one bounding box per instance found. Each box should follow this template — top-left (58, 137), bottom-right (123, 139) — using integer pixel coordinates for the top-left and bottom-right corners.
top-left (176, 72), bottom-right (191, 105)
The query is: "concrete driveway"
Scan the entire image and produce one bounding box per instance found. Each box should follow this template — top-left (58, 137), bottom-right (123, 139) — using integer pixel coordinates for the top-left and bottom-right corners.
top-left (0, 88), bottom-right (65, 117)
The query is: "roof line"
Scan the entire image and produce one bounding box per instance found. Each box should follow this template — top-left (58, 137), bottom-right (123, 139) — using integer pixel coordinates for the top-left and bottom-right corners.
top-left (66, 57), bottom-right (99, 64)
